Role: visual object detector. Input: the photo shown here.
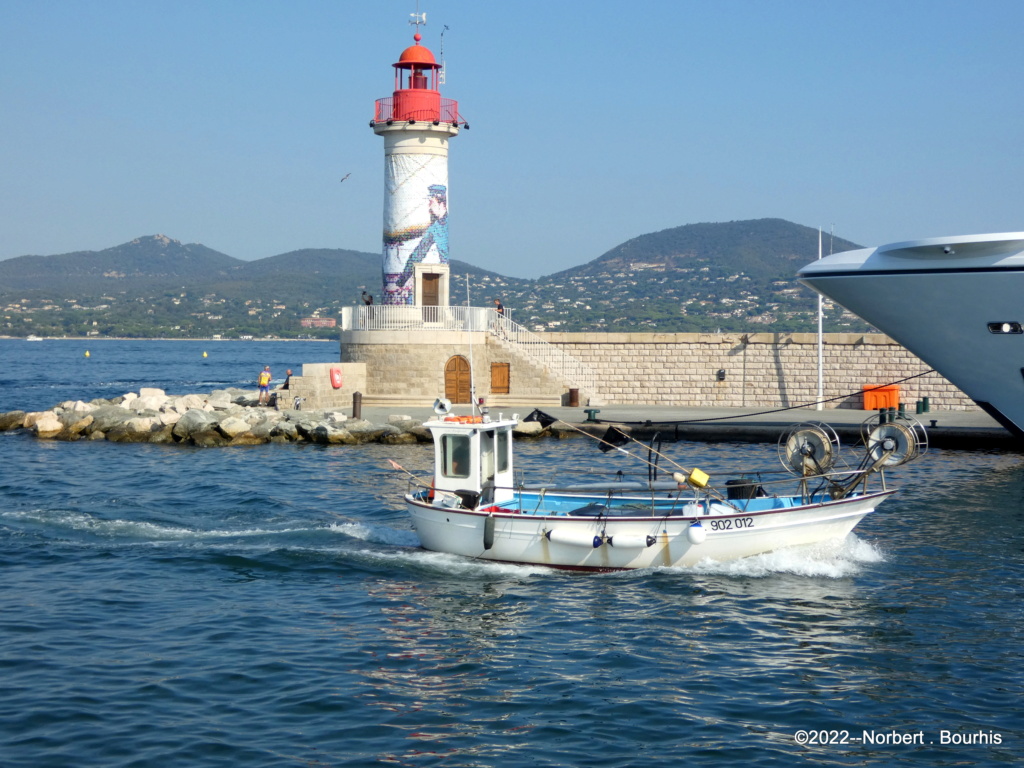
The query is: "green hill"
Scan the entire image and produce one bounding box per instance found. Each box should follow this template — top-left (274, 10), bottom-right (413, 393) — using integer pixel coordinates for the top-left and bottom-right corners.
top-left (0, 221), bottom-right (872, 338)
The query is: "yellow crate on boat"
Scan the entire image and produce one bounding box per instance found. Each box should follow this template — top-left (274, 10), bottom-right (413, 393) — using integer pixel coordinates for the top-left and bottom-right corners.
top-left (688, 468), bottom-right (709, 488)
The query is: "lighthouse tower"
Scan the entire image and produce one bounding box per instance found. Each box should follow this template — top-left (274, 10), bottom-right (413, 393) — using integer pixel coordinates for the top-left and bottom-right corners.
top-left (371, 27), bottom-right (462, 307)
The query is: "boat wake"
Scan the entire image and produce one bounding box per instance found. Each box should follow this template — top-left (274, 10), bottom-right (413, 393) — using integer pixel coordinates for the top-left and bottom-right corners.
top-left (327, 521), bottom-right (419, 548)
top-left (687, 534), bottom-right (884, 579)
top-left (0, 507), bottom-right (330, 543)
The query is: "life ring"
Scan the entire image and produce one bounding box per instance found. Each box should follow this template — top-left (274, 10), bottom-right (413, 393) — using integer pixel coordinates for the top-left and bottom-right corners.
top-left (329, 367), bottom-right (343, 389)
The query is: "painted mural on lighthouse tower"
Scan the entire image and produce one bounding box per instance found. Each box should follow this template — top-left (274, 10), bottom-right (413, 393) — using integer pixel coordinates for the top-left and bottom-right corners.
top-left (371, 24), bottom-right (462, 306)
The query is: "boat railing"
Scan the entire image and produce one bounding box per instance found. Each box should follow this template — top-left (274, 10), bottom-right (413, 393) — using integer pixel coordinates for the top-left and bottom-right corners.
top-left (408, 466), bottom-right (879, 513)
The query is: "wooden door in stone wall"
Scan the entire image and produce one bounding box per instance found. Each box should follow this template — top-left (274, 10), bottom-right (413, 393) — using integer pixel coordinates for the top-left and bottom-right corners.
top-left (490, 362), bottom-right (510, 395)
top-left (445, 355), bottom-right (472, 403)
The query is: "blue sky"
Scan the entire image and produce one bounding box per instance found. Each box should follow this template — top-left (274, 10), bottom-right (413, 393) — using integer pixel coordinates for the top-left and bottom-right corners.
top-left (2, 0), bottom-right (1022, 278)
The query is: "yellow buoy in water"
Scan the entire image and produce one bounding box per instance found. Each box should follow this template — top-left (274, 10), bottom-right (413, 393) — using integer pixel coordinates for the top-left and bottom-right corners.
top-left (203, 351), bottom-right (208, 358)
top-left (84, 350), bottom-right (90, 358)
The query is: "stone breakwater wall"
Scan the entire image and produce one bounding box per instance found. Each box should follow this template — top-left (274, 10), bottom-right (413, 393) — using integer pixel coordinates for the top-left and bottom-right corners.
top-left (0, 387), bottom-right (548, 446)
top-left (544, 331), bottom-right (974, 410)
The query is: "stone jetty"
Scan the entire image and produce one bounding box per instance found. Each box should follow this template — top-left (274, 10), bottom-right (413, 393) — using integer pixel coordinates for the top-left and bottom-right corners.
top-left (0, 388), bottom-right (548, 446)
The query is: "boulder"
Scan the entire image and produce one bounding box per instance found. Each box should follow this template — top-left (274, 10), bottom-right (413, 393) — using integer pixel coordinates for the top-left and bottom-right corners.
top-left (172, 409), bottom-right (219, 441)
top-left (62, 415), bottom-right (95, 438)
top-left (22, 412), bottom-right (46, 429)
top-left (249, 420), bottom-right (279, 441)
top-left (89, 405), bottom-right (138, 433)
top-left (513, 421), bottom-right (545, 436)
top-left (59, 400), bottom-right (93, 414)
top-left (205, 391), bottom-right (234, 410)
top-left (133, 395), bottom-right (168, 412)
top-left (307, 425), bottom-right (356, 445)
top-left (190, 427), bottom-right (230, 447)
top-left (32, 412), bottom-right (64, 439)
top-left (226, 388), bottom-right (253, 405)
top-left (148, 425), bottom-right (176, 444)
top-left (381, 431), bottom-right (419, 445)
top-left (170, 394), bottom-right (207, 412)
top-left (270, 421), bottom-right (299, 441)
top-left (105, 417), bottom-right (160, 443)
top-left (158, 411), bottom-right (181, 426)
top-left (404, 425), bottom-right (433, 442)
top-left (343, 419), bottom-right (390, 444)
top-left (217, 416), bottom-right (254, 439)
top-left (228, 432), bottom-right (266, 446)
top-left (139, 387), bottom-right (166, 399)
top-left (0, 411), bottom-right (26, 431)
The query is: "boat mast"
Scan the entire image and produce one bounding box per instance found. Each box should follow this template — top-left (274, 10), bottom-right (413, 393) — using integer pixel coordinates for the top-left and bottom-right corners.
top-left (816, 228), bottom-right (824, 410)
top-left (466, 274), bottom-right (479, 414)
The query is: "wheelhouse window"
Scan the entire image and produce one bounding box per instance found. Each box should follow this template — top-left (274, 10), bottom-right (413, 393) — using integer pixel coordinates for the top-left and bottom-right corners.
top-left (496, 429), bottom-right (509, 473)
top-left (481, 431), bottom-right (495, 482)
top-left (441, 434), bottom-right (470, 478)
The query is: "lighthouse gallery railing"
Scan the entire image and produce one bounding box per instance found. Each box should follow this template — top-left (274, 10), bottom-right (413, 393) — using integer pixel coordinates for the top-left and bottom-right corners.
top-left (342, 305), bottom-right (597, 397)
top-left (373, 97), bottom-right (461, 125)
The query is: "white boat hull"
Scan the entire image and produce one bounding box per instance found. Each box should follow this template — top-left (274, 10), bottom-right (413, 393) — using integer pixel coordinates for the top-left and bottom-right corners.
top-left (799, 232), bottom-right (1024, 437)
top-left (405, 491), bottom-right (889, 570)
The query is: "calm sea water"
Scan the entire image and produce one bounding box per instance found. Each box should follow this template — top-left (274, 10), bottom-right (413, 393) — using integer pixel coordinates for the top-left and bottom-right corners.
top-left (1, 340), bottom-right (1022, 767)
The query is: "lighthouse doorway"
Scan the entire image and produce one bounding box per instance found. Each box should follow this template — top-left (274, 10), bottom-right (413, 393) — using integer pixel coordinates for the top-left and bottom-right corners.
top-left (422, 274), bottom-right (440, 306)
top-left (444, 355), bottom-right (472, 403)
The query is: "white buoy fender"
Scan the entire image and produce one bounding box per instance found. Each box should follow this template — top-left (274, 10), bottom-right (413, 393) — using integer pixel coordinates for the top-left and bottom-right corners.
top-left (546, 529), bottom-right (603, 548)
top-left (483, 515), bottom-right (496, 550)
top-left (687, 522), bottom-right (707, 545)
top-left (608, 534), bottom-right (656, 548)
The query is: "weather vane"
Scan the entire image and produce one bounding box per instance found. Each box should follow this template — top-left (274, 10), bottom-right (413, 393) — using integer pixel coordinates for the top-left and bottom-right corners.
top-left (409, 1), bottom-right (426, 31)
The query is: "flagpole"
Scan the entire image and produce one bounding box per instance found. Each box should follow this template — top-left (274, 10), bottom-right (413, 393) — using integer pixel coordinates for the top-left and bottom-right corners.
top-left (466, 275), bottom-right (478, 414)
top-left (816, 228), bottom-right (824, 411)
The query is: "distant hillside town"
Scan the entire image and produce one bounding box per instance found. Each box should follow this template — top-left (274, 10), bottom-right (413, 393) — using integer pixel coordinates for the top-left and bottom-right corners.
top-left (0, 219), bottom-right (873, 339)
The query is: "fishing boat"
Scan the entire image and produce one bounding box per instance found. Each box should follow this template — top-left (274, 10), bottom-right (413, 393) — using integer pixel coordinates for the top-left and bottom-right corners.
top-left (399, 400), bottom-right (926, 570)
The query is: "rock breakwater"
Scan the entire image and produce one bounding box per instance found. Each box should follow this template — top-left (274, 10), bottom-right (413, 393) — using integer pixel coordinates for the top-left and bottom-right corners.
top-left (0, 388), bottom-right (549, 446)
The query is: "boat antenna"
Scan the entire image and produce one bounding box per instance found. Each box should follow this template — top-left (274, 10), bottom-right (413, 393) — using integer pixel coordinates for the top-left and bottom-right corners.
top-left (439, 24), bottom-right (449, 84)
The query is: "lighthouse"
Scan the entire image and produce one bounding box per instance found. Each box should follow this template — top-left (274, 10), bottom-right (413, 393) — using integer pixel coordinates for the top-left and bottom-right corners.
top-left (371, 26), bottom-right (463, 307)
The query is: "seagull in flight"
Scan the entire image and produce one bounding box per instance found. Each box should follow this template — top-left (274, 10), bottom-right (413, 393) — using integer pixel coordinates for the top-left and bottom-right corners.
top-left (340, 173), bottom-right (351, 182)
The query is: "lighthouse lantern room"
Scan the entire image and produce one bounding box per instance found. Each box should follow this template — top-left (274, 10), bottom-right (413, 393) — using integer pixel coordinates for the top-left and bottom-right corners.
top-left (371, 27), bottom-right (463, 307)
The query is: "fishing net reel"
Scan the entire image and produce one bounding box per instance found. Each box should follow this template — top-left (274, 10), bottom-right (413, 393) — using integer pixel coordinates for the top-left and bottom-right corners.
top-left (860, 414), bottom-right (928, 467)
top-left (778, 422), bottom-right (842, 477)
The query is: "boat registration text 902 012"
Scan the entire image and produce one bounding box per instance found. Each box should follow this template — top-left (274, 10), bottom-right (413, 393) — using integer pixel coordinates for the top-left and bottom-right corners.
top-left (708, 517), bottom-right (754, 531)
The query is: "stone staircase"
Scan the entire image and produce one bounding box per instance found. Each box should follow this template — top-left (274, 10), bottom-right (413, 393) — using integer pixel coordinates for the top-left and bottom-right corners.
top-left (490, 313), bottom-right (600, 404)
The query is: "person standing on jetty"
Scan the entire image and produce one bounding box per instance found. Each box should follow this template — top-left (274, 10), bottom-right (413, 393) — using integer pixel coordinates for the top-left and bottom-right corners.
top-left (492, 298), bottom-right (506, 338)
top-left (257, 365), bottom-right (272, 406)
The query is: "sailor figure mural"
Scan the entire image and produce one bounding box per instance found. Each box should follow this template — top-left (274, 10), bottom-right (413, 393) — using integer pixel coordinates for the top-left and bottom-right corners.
top-left (372, 21), bottom-right (463, 306)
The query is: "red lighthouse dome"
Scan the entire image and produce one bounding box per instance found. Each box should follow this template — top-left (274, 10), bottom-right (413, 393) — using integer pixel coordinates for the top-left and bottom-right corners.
top-left (396, 35), bottom-right (440, 69)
